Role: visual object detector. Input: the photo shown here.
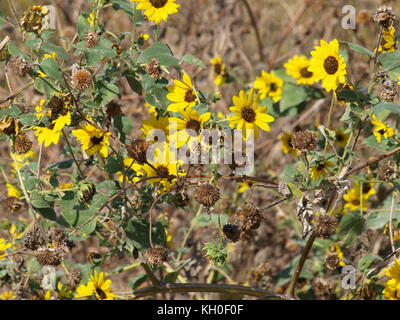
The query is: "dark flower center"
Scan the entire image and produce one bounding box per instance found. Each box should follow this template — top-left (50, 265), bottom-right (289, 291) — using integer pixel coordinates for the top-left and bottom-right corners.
top-left (300, 67), bottom-right (313, 78)
top-left (378, 128), bottom-right (387, 135)
top-left (184, 89), bottom-right (197, 103)
top-left (186, 119), bottom-right (201, 134)
top-left (149, 0), bottom-right (168, 8)
top-left (351, 199), bottom-right (360, 206)
top-left (241, 107), bottom-right (256, 123)
top-left (316, 163), bottom-right (327, 171)
top-left (90, 135), bottom-right (103, 145)
top-left (336, 133), bottom-right (344, 142)
top-left (323, 56), bottom-right (339, 75)
top-left (362, 184), bottom-right (371, 194)
top-left (270, 83), bottom-right (278, 92)
top-left (95, 288), bottom-right (107, 300)
top-left (214, 63), bottom-right (222, 75)
top-left (157, 165), bottom-right (170, 178)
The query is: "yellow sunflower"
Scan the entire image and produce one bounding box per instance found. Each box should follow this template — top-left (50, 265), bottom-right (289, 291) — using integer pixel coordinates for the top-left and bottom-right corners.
top-left (237, 181), bottom-right (255, 193)
top-left (131, 0), bottom-right (180, 25)
top-left (284, 55), bottom-right (318, 85)
top-left (343, 182), bottom-right (374, 213)
top-left (210, 56), bottom-right (228, 86)
top-left (0, 290), bottom-right (16, 300)
top-left (253, 71), bottom-right (283, 102)
top-left (334, 129), bottom-right (350, 148)
top-left (167, 73), bottom-right (199, 112)
top-left (371, 115), bottom-right (394, 143)
top-left (6, 183), bottom-right (21, 199)
top-left (278, 131), bottom-right (300, 155)
top-left (309, 160), bottom-right (334, 181)
top-left (0, 238), bottom-right (12, 260)
top-left (168, 107), bottom-right (211, 148)
top-left (308, 39), bottom-right (347, 92)
top-left (75, 271), bottom-right (116, 300)
top-left (383, 259), bottom-right (400, 300)
top-left (33, 126), bottom-right (62, 147)
top-left (142, 114), bottom-right (170, 143)
top-left (141, 143), bottom-right (183, 191)
top-left (72, 121), bottom-right (111, 158)
top-left (377, 26), bottom-right (397, 53)
top-left (228, 89), bottom-right (275, 140)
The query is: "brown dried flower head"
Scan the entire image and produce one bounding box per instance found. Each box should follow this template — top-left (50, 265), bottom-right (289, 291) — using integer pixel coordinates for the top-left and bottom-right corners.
top-left (14, 134), bottom-right (33, 155)
top-left (379, 162), bottom-right (395, 181)
top-left (325, 252), bottom-right (340, 270)
top-left (9, 56), bottom-right (30, 77)
top-left (86, 32), bottom-right (99, 48)
top-left (68, 268), bottom-right (82, 290)
top-left (291, 130), bottom-right (317, 151)
top-left (374, 5), bottom-right (396, 29)
top-left (127, 138), bottom-right (150, 164)
top-left (35, 247), bottom-right (62, 266)
top-left (71, 69), bottom-right (92, 91)
top-left (222, 224), bottom-right (241, 242)
top-left (146, 58), bottom-right (162, 79)
top-left (23, 225), bottom-right (46, 250)
top-left (235, 202), bottom-right (263, 232)
top-left (145, 246), bottom-right (169, 265)
top-left (194, 183), bottom-right (220, 208)
top-left (77, 181), bottom-right (97, 203)
top-left (314, 214), bottom-right (338, 238)
top-left (105, 101), bottom-right (122, 118)
top-left (5, 196), bottom-right (23, 213)
top-left (312, 278), bottom-right (336, 300)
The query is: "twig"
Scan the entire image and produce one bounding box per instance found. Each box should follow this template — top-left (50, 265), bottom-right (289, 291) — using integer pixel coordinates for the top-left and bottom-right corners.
top-left (131, 282), bottom-right (286, 299)
top-left (141, 262), bottom-right (161, 287)
top-left (286, 232), bottom-right (316, 297)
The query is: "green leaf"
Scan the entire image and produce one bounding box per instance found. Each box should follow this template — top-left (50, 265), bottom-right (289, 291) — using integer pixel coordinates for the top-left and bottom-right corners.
top-left (379, 50), bottom-right (400, 72)
top-left (338, 212), bottom-right (365, 246)
top-left (46, 159), bottom-right (74, 170)
top-left (373, 101), bottom-right (400, 115)
top-left (341, 41), bottom-right (374, 58)
top-left (366, 198), bottom-right (400, 230)
top-left (42, 42), bottom-right (69, 61)
top-left (357, 253), bottom-right (382, 272)
top-left (97, 81), bottom-right (120, 105)
top-left (76, 15), bottom-right (91, 39)
top-left (113, 114), bottom-right (132, 143)
top-left (124, 218), bottom-right (166, 251)
top-left (280, 83), bottom-right (308, 111)
top-left (105, 156), bottom-right (124, 175)
top-left (181, 54), bottom-right (206, 69)
top-left (129, 273), bottom-right (148, 290)
top-left (34, 77), bottom-right (59, 97)
top-left (137, 42), bottom-right (179, 66)
top-left (125, 72), bottom-right (143, 95)
top-left (19, 113), bottom-right (37, 126)
top-left (62, 205), bottom-right (97, 234)
top-left (362, 135), bottom-right (396, 152)
top-left (40, 58), bottom-right (63, 81)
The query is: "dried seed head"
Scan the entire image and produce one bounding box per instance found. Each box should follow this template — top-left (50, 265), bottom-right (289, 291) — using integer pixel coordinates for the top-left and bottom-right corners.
top-left (194, 183), bottom-right (220, 208)
top-left (325, 252), bottom-right (340, 270)
top-left (127, 138), bottom-right (150, 164)
top-left (0, 117), bottom-right (18, 136)
top-left (5, 196), bottom-right (23, 213)
top-left (374, 6), bottom-right (396, 29)
top-left (146, 58), bottom-right (162, 79)
top-left (49, 227), bottom-right (75, 252)
top-left (380, 79), bottom-right (398, 102)
top-left (145, 246), bottom-right (169, 265)
top-left (71, 69), bottom-right (92, 91)
top-left (85, 32), bottom-right (99, 48)
top-left (105, 101), bottom-right (122, 118)
top-left (14, 134), bottom-right (33, 155)
top-left (312, 278), bottom-right (336, 300)
top-left (23, 225), bottom-right (46, 250)
top-left (314, 214), bottom-right (338, 238)
top-left (235, 202), bottom-right (263, 232)
top-left (291, 130), bottom-right (317, 151)
top-left (35, 247), bottom-right (63, 266)
top-left (379, 162), bottom-right (395, 181)
top-left (9, 56), bottom-right (30, 77)
top-left (77, 181), bottom-right (96, 203)
top-left (222, 224), bottom-right (241, 242)
top-left (68, 268), bottom-right (82, 290)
